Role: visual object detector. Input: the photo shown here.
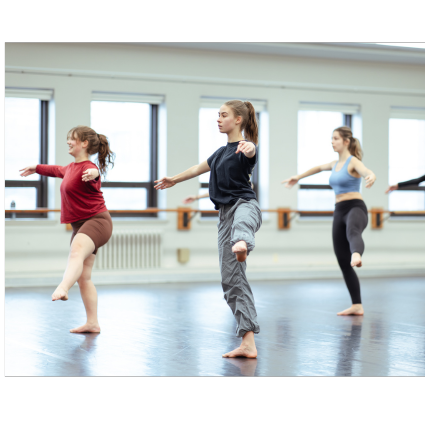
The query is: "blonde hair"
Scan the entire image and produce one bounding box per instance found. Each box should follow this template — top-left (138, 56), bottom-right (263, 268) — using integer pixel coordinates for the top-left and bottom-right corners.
top-left (67, 125), bottom-right (115, 176)
top-left (224, 100), bottom-right (259, 145)
top-left (334, 126), bottom-right (363, 160)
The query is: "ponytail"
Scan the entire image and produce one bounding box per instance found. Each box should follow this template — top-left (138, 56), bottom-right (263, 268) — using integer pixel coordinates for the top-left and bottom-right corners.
top-left (349, 136), bottom-right (363, 161)
top-left (96, 134), bottom-right (115, 176)
top-left (67, 125), bottom-right (115, 176)
top-left (224, 99), bottom-right (259, 145)
top-left (334, 126), bottom-right (363, 160)
top-left (243, 101), bottom-right (259, 145)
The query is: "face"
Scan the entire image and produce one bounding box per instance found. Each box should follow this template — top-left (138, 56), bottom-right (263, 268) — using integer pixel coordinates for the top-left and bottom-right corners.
top-left (217, 105), bottom-right (242, 134)
top-left (331, 131), bottom-right (349, 153)
top-left (67, 135), bottom-right (88, 157)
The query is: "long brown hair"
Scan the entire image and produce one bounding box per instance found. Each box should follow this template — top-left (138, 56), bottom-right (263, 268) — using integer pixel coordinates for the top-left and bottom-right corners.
top-left (224, 100), bottom-right (259, 145)
top-left (334, 126), bottom-right (363, 160)
top-left (67, 125), bottom-right (115, 176)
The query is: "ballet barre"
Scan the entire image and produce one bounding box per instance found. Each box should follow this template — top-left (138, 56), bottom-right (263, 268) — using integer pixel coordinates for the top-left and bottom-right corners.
top-left (5, 208), bottom-right (425, 231)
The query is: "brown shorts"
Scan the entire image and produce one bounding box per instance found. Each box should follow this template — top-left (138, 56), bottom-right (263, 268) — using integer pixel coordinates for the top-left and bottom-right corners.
top-left (70, 211), bottom-right (113, 255)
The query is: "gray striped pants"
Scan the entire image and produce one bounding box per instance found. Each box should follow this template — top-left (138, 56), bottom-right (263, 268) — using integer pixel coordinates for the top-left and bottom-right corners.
top-left (217, 198), bottom-right (262, 338)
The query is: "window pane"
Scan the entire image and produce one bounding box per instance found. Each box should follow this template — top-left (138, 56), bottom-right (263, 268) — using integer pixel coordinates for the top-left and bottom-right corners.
top-left (5, 187), bottom-right (37, 209)
top-left (298, 189), bottom-right (335, 211)
top-left (298, 111), bottom-right (344, 184)
top-left (199, 108), bottom-right (228, 183)
top-left (389, 118), bottom-right (425, 211)
top-left (5, 98), bottom-right (40, 181)
top-left (198, 188), bottom-right (216, 211)
top-left (389, 191), bottom-right (424, 211)
top-left (91, 101), bottom-right (151, 182)
top-left (101, 188), bottom-right (147, 210)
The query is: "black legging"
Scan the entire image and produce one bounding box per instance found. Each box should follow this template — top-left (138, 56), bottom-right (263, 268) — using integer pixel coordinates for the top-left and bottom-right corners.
top-left (332, 199), bottom-right (368, 305)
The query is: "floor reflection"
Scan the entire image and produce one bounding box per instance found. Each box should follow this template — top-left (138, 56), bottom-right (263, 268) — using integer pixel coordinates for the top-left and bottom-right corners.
top-left (222, 358), bottom-right (258, 376)
top-left (5, 277), bottom-right (425, 376)
top-left (335, 316), bottom-right (363, 376)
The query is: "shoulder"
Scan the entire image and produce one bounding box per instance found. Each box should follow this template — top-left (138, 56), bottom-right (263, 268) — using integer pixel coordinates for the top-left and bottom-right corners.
top-left (349, 156), bottom-right (361, 166)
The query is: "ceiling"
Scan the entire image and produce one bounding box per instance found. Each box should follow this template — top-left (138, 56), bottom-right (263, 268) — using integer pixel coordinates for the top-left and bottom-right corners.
top-left (133, 42), bottom-right (425, 66)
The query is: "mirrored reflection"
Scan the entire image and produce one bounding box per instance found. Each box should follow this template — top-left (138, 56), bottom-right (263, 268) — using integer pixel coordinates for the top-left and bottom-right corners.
top-left (335, 316), bottom-right (363, 377)
top-left (222, 358), bottom-right (258, 376)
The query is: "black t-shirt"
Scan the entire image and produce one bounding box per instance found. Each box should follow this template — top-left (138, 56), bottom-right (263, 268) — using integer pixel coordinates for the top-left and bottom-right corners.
top-left (207, 141), bottom-right (257, 210)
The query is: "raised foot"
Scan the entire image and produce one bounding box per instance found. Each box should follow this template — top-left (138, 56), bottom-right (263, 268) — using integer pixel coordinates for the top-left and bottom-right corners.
top-left (351, 252), bottom-right (362, 268)
top-left (222, 345), bottom-right (257, 358)
top-left (52, 287), bottom-right (68, 301)
top-left (232, 241), bottom-right (247, 263)
top-left (70, 323), bottom-right (101, 333)
top-left (337, 304), bottom-right (364, 316)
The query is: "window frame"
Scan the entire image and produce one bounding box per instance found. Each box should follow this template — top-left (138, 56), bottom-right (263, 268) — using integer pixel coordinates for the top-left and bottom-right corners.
top-left (298, 113), bottom-right (352, 217)
top-left (5, 99), bottom-right (49, 219)
top-left (100, 103), bottom-right (159, 218)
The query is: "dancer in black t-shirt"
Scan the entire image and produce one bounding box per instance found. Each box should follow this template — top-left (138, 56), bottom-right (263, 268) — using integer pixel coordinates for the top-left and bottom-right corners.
top-left (155, 100), bottom-right (262, 358)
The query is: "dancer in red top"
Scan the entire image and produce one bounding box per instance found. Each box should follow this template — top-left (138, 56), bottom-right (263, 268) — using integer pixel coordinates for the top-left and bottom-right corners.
top-left (20, 126), bottom-right (115, 333)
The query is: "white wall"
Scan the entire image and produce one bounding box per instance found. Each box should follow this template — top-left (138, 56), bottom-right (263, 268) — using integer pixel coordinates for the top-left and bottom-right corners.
top-left (5, 43), bottom-right (425, 284)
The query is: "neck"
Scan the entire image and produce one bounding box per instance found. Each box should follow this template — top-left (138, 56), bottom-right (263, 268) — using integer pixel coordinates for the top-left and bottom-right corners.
top-left (227, 128), bottom-right (244, 144)
top-left (338, 150), bottom-right (351, 162)
top-left (73, 152), bottom-right (90, 163)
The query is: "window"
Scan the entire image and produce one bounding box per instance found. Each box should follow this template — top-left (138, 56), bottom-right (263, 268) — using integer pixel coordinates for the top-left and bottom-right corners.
top-left (297, 104), bottom-right (360, 214)
top-left (388, 115), bottom-right (425, 212)
top-left (198, 99), bottom-right (264, 216)
top-left (5, 94), bottom-right (49, 219)
top-left (91, 95), bottom-right (161, 217)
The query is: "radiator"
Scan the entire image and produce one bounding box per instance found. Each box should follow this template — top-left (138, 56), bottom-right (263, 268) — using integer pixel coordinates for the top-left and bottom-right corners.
top-left (95, 230), bottom-right (162, 270)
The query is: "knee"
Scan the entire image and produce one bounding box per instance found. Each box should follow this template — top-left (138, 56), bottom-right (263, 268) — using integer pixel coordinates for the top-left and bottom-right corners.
top-left (78, 277), bottom-right (92, 287)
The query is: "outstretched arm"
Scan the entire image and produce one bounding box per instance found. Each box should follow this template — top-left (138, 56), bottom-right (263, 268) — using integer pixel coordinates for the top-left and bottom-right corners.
top-left (351, 158), bottom-right (376, 188)
top-left (386, 174), bottom-right (425, 194)
top-left (155, 160), bottom-right (211, 190)
top-left (183, 192), bottom-right (210, 204)
top-left (281, 161), bottom-right (335, 188)
top-left (20, 164), bottom-right (66, 179)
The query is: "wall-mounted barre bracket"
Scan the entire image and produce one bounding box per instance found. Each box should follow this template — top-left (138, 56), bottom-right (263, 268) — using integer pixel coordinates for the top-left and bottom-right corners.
top-left (371, 208), bottom-right (384, 229)
top-left (277, 208), bottom-right (294, 230)
top-left (177, 207), bottom-right (193, 231)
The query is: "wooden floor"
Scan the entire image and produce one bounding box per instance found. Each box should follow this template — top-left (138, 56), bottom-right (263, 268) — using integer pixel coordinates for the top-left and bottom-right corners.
top-left (5, 277), bottom-right (425, 376)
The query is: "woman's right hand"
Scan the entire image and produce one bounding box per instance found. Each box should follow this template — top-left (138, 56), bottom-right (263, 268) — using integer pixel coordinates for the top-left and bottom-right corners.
top-left (19, 165), bottom-right (37, 177)
top-left (385, 184), bottom-right (398, 194)
top-left (281, 175), bottom-right (299, 188)
top-left (154, 177), bottom-right (176, 190)
top-left (183, 196), bottom-right (197, 204)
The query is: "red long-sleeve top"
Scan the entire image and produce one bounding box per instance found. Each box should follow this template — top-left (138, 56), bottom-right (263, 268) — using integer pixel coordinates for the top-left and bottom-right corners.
top-left (36, 161), bottom-right (108, 224)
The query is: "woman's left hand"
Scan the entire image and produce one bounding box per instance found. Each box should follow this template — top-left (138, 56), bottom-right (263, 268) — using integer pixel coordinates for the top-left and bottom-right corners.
top-left (235, 141), bottom-right (256, 158)
top-left (365, 173), bottom-right (376, 188)
top-left (82, 168), bottom-right (99, 182)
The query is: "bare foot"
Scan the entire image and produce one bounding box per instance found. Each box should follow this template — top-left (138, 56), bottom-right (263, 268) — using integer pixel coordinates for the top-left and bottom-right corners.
top-left (337, 304), bottom-right (364, 316)
top-left (222, 345), bottom-right (257, 358)
top-left (351, 252), bottom-right (362, 267)
top-left (70, 323), bottom-right (101, 333)
top-left (223, 330), bottom-right (257, 358)
top-left (232, 240), bottom-right (247, 262)
top-left (52, 286), bottom-right (69, 301)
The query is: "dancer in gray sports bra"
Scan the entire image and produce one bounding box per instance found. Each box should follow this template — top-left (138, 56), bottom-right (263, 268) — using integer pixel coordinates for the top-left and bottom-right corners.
top-left (282, 126), bottom-right (377, 316)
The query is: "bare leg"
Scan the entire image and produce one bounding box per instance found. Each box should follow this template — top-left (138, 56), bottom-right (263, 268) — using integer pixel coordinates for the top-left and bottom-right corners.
top-left (52, 233), bottom-right (95, 301)
top-left (70, 254), bottom-right (100, 333)
top-left (351, 252), bottom-right (362, 267)
top-left (232, 240), bottom-right (247, 262)
top-left (222, 331), bottom-right (257, 358)
top-left (337, 303), bottom-right (364, 316)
